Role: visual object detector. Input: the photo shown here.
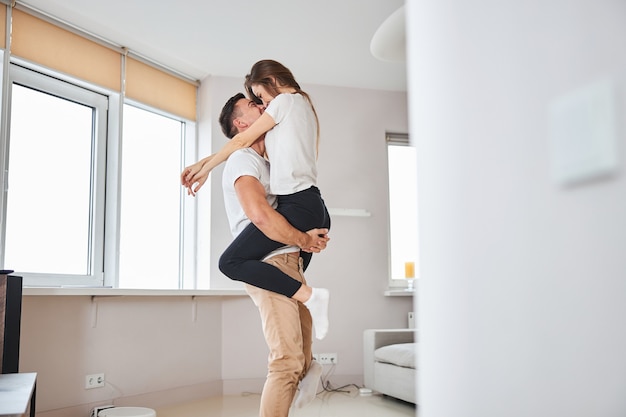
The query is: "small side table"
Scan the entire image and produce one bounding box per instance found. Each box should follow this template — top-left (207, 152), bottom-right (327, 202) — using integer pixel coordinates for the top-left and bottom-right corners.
top-left (0, 372), bottom-right (36, 417)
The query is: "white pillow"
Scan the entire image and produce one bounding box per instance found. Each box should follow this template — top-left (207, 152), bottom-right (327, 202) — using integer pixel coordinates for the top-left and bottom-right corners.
top-left (374, 343), bottom-right (417, 368)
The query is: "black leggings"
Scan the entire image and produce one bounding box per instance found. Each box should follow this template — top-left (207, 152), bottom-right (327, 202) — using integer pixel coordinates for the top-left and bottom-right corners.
top-left (219, 186), bottom-right (331, 297)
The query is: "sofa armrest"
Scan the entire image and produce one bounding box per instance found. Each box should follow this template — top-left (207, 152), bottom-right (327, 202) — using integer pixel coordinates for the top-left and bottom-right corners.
top-left (363, 329), bottom-right (416, 389)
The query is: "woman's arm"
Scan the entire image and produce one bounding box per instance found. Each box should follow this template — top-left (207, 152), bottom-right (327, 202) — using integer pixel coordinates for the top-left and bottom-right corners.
top-left (185, 112), bottom-right (277, 195)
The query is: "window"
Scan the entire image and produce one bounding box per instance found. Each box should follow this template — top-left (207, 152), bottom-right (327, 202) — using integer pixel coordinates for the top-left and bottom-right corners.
top-left (118, 104), bottom-right (185, 289)
top-left (3, 64), bottom-right (107, 287)
top-left (0, 63), bottom-right (195, 288)
top-left (387, 133), bottom-right (419, 286)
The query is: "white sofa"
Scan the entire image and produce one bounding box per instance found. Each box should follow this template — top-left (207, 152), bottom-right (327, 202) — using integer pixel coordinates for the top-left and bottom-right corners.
top-left (363, 328), bottom-right (417, 404)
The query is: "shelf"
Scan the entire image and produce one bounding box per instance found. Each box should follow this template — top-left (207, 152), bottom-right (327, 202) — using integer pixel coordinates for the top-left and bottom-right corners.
top-left (327, 208), bottom-right (371, 217)
top-left (384, 289), bottom-right (415, 297)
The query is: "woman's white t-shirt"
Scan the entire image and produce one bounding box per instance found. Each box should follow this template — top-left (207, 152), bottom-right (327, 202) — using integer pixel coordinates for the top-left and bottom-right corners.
top-left (264, 93), bottom-right (317, 195)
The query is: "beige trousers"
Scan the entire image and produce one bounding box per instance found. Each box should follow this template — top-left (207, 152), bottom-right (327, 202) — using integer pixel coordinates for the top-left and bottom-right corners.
top-left (245, 252), bottom-right (313, 417)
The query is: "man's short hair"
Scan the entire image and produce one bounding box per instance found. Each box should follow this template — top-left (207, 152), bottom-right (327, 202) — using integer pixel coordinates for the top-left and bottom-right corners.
top-left (219, 93), bottom-right (246, 139)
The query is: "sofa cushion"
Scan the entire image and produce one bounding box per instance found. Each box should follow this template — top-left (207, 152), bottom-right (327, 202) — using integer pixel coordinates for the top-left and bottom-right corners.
top-left (374, 343), bottom-right (416, 369)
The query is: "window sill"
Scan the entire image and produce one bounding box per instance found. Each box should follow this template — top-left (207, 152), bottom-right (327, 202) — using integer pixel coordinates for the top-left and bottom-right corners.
top-left (23, 287), bottom-right (247, 297)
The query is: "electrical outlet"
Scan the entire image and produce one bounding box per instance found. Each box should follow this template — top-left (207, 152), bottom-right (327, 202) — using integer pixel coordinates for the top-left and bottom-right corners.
top-left (315, 352), bottom-right (337, 365)
top-left (85, 373), bottom-right (105, 389)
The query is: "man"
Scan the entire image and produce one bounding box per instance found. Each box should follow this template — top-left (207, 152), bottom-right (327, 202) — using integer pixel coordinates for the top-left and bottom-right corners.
top-left (218, 93), bottom-right (326, 416)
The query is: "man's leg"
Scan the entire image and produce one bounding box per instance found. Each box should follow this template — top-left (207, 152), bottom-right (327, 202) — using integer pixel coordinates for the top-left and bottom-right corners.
top-left (245, 252), bottom-right (311, 417)
top-left (299, 256), bottom-right (313, 375)
top-left (294, 256), bottom-right (323, 408)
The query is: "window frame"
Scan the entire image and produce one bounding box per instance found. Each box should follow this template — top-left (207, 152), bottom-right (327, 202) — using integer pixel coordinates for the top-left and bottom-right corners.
top-left (110, 100), bottom-right (197, 290)
top-left (2, 62), bottom-right (108, 287)
top-left (0, 58), bottom-right (198, 289)
top-left (386, 132), bottom-right (419, 289)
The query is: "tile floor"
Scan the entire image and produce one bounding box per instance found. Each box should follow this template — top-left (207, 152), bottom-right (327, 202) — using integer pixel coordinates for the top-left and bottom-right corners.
top-left (155, 386), bottom-right (416, 417)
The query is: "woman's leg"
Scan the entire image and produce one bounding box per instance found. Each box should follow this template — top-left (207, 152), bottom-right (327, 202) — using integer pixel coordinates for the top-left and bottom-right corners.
top-left (219, 187), bottom-right (330, 295)
top-left (219, 222), bottom-right (303, 296)
top-left (275, 187), bottom-right (331, 233)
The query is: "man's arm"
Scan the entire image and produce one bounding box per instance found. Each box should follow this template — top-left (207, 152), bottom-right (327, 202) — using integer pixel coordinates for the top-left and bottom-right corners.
top-left (234, 175), bottom-right (329, 251)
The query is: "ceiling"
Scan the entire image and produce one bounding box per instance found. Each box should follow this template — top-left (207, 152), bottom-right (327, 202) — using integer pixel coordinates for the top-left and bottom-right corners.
top-left (18, 0), bottom-right (407, 92)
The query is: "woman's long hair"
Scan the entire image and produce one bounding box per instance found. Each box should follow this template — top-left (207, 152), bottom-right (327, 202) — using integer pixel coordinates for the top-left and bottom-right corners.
top-left (244, 60), bottom-right (320, 155)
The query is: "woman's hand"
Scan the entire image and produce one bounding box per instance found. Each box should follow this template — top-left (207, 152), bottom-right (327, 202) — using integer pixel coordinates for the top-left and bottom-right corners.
top-left (181, 156), bottom-right (214, 196)
top-left (181, 160), bottom-right (202, 187)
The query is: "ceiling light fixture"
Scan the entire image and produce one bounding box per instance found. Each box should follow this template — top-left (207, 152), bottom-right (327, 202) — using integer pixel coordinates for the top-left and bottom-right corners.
top-left (370, 5), bottom-right (406, 62)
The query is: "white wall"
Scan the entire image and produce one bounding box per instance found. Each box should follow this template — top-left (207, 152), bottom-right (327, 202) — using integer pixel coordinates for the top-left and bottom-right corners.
top-left (408, 1), bottom-right (626, 415)
top-left (20, 295), bottom-right (224, 417)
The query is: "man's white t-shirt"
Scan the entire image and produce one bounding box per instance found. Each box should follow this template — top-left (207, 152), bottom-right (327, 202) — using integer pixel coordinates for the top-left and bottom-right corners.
top-left (264, 93), bottom-right (318, 195)
top-left (221, 147), bottom-right (298, 258)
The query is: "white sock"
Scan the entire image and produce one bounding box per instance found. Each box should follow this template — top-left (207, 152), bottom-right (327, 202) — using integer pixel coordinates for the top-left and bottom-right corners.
top-left (304, 288), bottom-right (330, 340)
top-left (295, 360), bottom-right (322, 408)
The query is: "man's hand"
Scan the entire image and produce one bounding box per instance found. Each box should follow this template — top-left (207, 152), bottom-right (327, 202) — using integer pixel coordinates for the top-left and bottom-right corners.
top-left (300, 228), bottom-right (330, 253)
